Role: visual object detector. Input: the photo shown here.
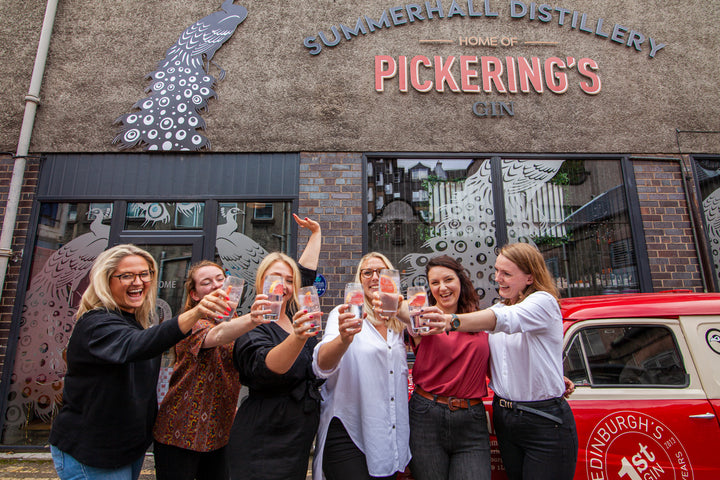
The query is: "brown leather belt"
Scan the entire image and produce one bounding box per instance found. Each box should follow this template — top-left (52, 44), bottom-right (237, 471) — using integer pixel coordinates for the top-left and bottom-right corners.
top-left (414, 385), bottom-right (483, 411)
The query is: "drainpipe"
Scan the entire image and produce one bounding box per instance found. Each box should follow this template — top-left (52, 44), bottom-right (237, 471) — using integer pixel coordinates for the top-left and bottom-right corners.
top-left (0, 0), bottom-right (59, 302)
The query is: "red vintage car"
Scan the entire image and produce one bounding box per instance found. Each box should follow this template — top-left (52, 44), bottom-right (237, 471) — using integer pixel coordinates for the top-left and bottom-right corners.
top-left (407, 292), bottom-right (720, 480)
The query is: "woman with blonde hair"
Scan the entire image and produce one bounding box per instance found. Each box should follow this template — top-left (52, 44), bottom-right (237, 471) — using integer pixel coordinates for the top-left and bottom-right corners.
top-left (154, 215), bottom-right (320, 480)
top-left (312, 252), bottom-right (410, 480)
top-left (422, 243), bottom-right (578, 480)
top-left (49, 244), bottom-right (229, 480)
top-left (228, 241), bottom-right (323, 480)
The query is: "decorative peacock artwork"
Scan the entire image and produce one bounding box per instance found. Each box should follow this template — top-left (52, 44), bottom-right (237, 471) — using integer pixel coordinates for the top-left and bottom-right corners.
top-left (113, 0), bottom-right (247, 151)
top-left (399, 159), bottom-right (565, 305)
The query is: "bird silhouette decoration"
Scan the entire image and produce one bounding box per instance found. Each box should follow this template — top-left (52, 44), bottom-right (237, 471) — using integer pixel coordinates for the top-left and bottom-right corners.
top-left (215, 206), bottom-right (268, 314)
top-left (4, 208), bottom-right (111, 432)
top-left (399, 160), bottom-right (565, 304)
top-left (702, 186), bottom-right (720, 279)
top-left (113, 0), bottom-right (248, 151)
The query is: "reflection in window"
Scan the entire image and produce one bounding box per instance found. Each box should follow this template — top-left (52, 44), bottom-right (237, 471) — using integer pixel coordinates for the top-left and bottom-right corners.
top-left (563, 325), bottom-right (688, 387)
top-left (694, 157), bottom-right (720, 289)
top-left (367, 157), bottom-right (641, 303)
top-left (125, 202), bottom-right (204, 230)
top-left (215, 202), bottom-right (292, 315)
top-left (503, 159), bottom-right (640, 297)
top-left (2, 203), bottom-right (112, 446)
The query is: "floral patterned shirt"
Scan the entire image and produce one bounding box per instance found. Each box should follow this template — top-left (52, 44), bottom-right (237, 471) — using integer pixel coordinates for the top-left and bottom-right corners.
top-left (153, 319), bottom-right (240, 451)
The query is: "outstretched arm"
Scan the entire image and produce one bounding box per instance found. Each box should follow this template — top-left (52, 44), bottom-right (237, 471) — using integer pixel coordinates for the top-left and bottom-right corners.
top-left (294, 214), bottom-right (321, 270)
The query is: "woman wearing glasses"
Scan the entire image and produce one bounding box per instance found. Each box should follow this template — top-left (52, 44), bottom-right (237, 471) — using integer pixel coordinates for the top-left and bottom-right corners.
top-left (49, 244), bottom-right (230, 480)
top-left (311, 252), bottom-right (411, 480)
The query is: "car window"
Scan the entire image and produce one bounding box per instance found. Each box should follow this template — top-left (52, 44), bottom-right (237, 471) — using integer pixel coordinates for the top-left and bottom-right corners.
top-left (563, 325), bottom-right (689, 387)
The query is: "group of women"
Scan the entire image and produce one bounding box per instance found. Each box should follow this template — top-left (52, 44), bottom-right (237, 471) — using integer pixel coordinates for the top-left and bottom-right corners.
top-left (49, 213), bottom-right (578, 480)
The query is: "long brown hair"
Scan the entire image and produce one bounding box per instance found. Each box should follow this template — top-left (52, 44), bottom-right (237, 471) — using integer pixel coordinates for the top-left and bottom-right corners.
top-left (425, 255), bottom-right (480, 314)
top-left (498, 243), bottom-right (560, 306)
top-left (182, 260), bottom-right (225, 313)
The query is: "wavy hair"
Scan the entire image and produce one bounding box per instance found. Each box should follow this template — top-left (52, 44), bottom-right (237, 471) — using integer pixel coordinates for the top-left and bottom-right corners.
top-left (77, 244), bottom-right (158, 328)
top-left (355, 252), bottom-right (403, 333)
top-left (255, 252), bottom-right (301, 314)
top-left (425, 255), bottom-right (480, 314)
top-left (498, 242), bottom-right (560, 306)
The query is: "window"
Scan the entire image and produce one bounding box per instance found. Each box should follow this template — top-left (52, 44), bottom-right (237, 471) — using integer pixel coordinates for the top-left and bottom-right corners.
top-left (563, 325), bottom-right (688, 387)
top-left (252, 203), bottom-right (274, 221)
top-left (694, 156), bottom-right (720, 290)
top-left (125, 202), bottom-right (204, 230)
top-left (367, 156), bottom-right (641, 301)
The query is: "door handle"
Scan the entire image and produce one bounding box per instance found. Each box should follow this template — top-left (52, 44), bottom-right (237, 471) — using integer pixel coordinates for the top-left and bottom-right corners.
top-left (689, 413), bottom-right (716, 419)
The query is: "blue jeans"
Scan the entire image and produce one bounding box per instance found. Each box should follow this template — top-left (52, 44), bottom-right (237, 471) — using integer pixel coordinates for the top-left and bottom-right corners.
top-left (408, 392), bottom-right (491, 480)
top-left (492, 396), bottom-right (578, 480)
top-left (51, 445), bottom-right (144, 480)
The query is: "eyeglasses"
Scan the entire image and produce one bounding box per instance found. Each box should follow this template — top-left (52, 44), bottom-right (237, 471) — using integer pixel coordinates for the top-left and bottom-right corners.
top-left (111, 270), bottom-right (154, 284)
top-left (360, 268), bottom-right (383, 279)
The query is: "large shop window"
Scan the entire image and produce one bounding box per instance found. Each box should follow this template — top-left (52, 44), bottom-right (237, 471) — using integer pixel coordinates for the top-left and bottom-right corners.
top-left (367, 157), bottom-right (640, 304)
top-left (694, 157), bottom-right (720, 290)
top-left (1, 199), bottom-right (292, 446)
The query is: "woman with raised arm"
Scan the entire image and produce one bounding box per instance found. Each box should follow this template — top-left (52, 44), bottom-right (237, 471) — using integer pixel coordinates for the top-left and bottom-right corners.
top-left (49, 244), bottom-right (229, 480)
top-left (227, 217), bottom-right (324, 480)
top-left (421, 243), bottom-right (578, 480)
top-left (153, 214), bottom-right (321, 480)
top-left (312, 252), bottom-right (410, 480)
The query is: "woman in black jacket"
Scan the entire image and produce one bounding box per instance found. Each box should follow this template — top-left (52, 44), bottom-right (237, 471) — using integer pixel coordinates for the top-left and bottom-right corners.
top-left (49, 244), bottom-right (230, 480)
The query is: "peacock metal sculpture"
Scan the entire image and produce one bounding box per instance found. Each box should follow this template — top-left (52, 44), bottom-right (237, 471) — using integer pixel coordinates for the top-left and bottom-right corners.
top-left (113, 0), bottom-right (247, 151)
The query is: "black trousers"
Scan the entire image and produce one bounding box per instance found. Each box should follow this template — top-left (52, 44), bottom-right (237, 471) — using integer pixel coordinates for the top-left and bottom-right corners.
top-left (323, 417), bottom-right (398, 480)
top-left (492, 397), bottom-right (578, 480)
top-left (154, 441), bottom-right (230, 480)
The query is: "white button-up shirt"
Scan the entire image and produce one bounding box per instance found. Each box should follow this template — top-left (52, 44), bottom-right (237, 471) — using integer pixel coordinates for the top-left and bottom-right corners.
top-left (488, 291), bottom-right (565, 402)
top-left (312, 305), bottom-right (410, 479)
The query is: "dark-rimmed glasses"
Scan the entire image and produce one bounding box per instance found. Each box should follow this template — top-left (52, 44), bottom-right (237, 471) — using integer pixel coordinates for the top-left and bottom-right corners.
top-left (111, 270), bottom-right (154, 284)
top-left (360, 268), bottom-right (383, 279)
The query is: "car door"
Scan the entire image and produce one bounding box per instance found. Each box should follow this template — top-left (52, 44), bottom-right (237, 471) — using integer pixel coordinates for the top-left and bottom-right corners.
top-left (563, 318), bottom-right (720, 480)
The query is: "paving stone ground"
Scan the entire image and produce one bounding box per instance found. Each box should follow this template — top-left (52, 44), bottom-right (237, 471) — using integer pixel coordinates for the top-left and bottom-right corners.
top-left (0, 452), bottom-right (312, 479)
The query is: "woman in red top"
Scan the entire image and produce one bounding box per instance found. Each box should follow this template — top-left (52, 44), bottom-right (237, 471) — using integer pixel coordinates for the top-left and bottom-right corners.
top-left (406, 255), bottom-right (492, 480)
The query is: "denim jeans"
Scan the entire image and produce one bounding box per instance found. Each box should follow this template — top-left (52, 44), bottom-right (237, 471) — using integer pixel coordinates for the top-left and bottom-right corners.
top-left (51, 445), bottom-right (144, 480)
top-left (492, 396), bottom-right (578, 480)
top-left (408, 392), bottom-right (491, 480)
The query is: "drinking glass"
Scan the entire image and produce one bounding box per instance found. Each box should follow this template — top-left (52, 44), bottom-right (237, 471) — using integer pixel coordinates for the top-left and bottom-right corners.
top-left (299, 286), bottom-right (321, 333)
top-left (262, 274), bottom-right (284, 321)
top-left (344, 282), bottom-right (364, 320)
top-left (407, 286), bottom-right (429, 333)
top-left (378, 269), bottom-right (400, 316)
top-left (222, 276), bottom-right (245, 321)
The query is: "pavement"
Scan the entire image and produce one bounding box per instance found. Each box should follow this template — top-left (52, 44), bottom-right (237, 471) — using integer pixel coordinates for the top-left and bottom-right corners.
top-left (0, 451), bottom-right (313, 479)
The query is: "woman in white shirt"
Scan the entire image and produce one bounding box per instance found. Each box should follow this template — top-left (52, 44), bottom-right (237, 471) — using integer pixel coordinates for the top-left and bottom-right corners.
top-left (422, 243), bottom-right (578, 480)
top-left (312, 252), bottom-right (411, 480)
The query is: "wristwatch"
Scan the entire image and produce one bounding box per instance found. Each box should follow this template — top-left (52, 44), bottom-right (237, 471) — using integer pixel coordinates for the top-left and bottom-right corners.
top-left (449, 313), bottom-right (460, 332)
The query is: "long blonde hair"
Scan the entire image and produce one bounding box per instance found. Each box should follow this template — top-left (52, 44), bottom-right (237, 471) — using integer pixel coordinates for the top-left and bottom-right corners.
top-left (77, 244), bottom-right (158, 328)
top-left (255, 252), bottom-right (301, 314)
top-left (498, 243), bottom-right (560, 306)
top-left (355, 252), bottom-right (403, 333)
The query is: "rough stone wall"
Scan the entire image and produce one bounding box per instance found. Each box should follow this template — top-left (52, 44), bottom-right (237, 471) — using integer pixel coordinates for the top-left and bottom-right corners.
top-left (0, 156), bottom-right (40, 373)
top-left (633, 159), bottom-right (705, 292)
top-left (298, 152), bottom-right (364, 313)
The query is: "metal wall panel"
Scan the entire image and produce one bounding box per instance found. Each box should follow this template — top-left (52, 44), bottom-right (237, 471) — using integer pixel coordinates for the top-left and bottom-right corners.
top-left (38, 153), bottom-right (299, 200)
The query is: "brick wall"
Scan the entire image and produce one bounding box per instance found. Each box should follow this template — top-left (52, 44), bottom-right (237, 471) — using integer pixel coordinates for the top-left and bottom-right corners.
top-left (633, 159), bottom-right (704, 292)
top-left (0, 156), bottom-right (40, 373)
top-left (298, 152), bottom-right (364, 312)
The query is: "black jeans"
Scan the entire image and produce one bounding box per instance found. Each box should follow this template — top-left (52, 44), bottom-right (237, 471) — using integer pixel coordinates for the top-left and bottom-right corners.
top-left (323, 417), bottom-right (398, 480)
top-left (153, 441), bottom-right (230, 480)
top-left (492, 396), bottom-right (578, 480)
